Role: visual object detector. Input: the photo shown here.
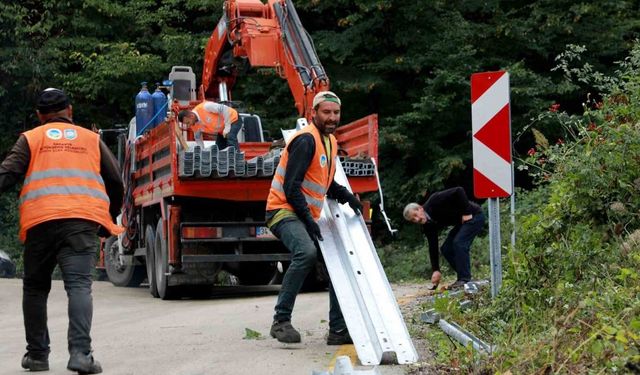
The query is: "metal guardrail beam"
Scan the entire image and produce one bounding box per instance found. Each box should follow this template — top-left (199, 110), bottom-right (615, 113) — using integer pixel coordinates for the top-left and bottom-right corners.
top-left (318, 162), bottom-right (418, 366)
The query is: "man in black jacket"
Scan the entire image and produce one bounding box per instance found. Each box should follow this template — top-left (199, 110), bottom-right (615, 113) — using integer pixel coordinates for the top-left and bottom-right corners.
top-left (0, 88), bottom-right (123, 374)
top-left (403, 187), bottom-right (484, 289)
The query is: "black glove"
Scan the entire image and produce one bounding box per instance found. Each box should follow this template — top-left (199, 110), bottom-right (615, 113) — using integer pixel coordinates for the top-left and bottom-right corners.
top-left (302, 214), bottom-right (323, 242)
top-left (345, 193), bottom-right (363, 216)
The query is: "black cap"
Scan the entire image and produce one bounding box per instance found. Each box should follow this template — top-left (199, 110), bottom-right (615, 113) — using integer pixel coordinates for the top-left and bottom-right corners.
top-left (37, 88), bottom-right (70, 114)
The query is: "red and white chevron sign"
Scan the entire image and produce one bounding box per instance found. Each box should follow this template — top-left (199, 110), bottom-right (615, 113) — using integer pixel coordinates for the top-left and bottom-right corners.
top-left (471, 71), bottom-right (512, 198)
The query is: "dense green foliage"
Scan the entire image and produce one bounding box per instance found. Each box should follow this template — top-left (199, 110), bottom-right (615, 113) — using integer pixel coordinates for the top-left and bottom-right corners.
top-left (408, 45), bottom-right (640, 374)
top-left (1, 1), bottom-right (639, 372)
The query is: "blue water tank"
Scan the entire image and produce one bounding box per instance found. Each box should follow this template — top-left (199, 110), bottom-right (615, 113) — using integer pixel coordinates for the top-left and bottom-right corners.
top-left (151, 84), bottom-right (168, 126)
top-left (135, 82), bottom-right (153, 135)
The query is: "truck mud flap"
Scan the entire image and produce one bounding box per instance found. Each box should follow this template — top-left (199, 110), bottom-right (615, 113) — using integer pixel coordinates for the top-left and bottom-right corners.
top-left (317, 162), bottom-right (418, 366)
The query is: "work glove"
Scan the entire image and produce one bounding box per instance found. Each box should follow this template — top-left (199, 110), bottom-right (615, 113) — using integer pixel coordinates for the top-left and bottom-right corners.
top-left (345, 193), bottom-right (363, 216)
top-left (303, 214), bottom-right (323, 242)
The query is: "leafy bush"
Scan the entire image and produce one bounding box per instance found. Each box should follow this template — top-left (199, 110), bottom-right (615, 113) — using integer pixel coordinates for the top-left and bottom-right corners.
top-left (466, 44), bottom-right (640, 373)
top-left (407, 43), bottom-right (640, 374)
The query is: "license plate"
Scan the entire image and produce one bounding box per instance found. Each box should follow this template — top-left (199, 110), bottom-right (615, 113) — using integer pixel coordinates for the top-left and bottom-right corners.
top-left (256, 226), bottom-right (275, 238)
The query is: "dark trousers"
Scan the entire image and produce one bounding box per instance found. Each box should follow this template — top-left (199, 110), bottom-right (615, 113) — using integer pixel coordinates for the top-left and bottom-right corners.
top-left (215, 121), bottom-right (243, 151)
top-left (440, 212), bottom-right (485, 282)
top-left (22, 219), bottom-right (98, 359)
top-left (270, 217), bottom-right (346, 333)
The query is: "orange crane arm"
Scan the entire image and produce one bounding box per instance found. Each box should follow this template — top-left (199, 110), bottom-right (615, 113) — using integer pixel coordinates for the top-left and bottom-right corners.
top-left (200, 0), bottom-right (329, 120)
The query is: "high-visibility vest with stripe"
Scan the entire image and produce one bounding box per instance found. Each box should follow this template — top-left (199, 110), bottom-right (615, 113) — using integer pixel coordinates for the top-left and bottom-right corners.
top-left (191, 102), bottom-right (239, 135)
top-left (266, 124), bottom-right (338, 220)
top-left (18, 122), bottom-right (124, 242)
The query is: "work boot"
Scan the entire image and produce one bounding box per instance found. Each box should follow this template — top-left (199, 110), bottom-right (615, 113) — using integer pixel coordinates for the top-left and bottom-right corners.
top-left (327, 328), bottom-right (353, 345)
top-left (21, 353), bottom-right (49, 371)
top-left (67, 352), bottom-right (102, 374)
top-left (270, 320), bottom-right (301, 343)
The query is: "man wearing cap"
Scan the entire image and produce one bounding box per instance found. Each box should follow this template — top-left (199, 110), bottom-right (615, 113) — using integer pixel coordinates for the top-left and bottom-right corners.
top-left (0, 88), bottom-right (124, 374)
top-left (177, 101), bottom-right (242, 150)
top-left (265, 91), bottom-right (363, 344)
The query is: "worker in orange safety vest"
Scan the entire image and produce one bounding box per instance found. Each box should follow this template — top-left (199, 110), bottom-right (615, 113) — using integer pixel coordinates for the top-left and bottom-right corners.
top-left (177, 101), bottom-right (241, 151)
top-left (265, 91), bottom-right (363, 345)
top-left (0, 88), bottom-right (124, 374)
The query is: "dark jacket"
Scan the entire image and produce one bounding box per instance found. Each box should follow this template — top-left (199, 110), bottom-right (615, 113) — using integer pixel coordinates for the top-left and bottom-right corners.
top-left (0, 117), bottom-right (124, 222)
top-left (422, 187), bottom-right (481, 272)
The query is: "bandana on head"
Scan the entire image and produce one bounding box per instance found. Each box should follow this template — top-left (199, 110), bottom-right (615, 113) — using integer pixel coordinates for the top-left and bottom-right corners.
top-left (312, 91), bottom-right (341, 108)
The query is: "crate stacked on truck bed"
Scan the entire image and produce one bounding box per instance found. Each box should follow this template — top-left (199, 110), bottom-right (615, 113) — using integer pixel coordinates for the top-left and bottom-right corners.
top-left (178, 145), bottom-right (282, 178)
top-left (339, 157), bottom-right (375, 177)
top-left (178, 144), bottom-right (376, 179)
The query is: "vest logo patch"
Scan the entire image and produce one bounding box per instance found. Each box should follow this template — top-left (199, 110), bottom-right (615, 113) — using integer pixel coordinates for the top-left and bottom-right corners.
top-left (63, 129), bottom-right (77, 140)
top-left (319, 154), bottom-right (327, 167)
top-left (46, 128), bottom-right (62, 140)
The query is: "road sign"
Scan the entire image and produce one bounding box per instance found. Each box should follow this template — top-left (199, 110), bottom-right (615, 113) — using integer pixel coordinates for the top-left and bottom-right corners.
top-left (471, 71), bottom-right (512, 198)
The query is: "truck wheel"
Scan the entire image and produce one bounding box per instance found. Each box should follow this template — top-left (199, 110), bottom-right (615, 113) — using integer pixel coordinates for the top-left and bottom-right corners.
top-left (104, 236), bottom-right (145, 287)
top-left (145, 225), bottom-right (159, 298)
top-left (154, 219), bottom-right (176, 300)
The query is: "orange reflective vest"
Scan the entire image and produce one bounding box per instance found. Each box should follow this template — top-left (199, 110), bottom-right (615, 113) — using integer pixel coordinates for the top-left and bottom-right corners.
top-left (18, 122), bottom-right (124, 242)
top-left (266, 124), bottom-right (338, 220)
top-left (191, 102), bottom-right (239, 135)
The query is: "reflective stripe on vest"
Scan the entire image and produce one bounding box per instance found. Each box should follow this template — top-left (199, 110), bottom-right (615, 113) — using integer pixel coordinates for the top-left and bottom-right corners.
top-left (20, 184), bottom-right (110, 205)
top-left (266, 124), bottom-right (338, 220)
top-left (270, 167), bottom-right (326, 212)
top-left (24, 168), bottom-right (105, 186)
top-left (18, 122), bottom-right (123, 242)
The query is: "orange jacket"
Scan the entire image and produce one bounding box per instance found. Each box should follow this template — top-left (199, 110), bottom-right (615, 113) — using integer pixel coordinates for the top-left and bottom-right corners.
top-left (191, 101), bottom-right (239, 136)
top-left (19, 122), bottom-right (124, 242)
top-left (266, 124), bottom-right (338, 220)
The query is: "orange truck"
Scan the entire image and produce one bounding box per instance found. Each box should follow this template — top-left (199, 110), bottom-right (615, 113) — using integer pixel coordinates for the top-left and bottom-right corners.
top-left (99, 0), bottom-right (379, 299)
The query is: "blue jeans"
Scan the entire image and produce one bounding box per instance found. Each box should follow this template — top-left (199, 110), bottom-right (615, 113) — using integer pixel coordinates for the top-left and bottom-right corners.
top-left (440, 212), bottom-right (485, 282)
top-left (216, 120), bottom-right (243, 151)
top-left (270, 217), bottom-right (346, 332)
top-left (22, 219), bottom-right (98, 359)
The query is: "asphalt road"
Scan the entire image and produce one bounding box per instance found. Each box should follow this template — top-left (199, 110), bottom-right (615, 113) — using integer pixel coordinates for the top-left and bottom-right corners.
top-left (0, 279), bottom-right (415, 375)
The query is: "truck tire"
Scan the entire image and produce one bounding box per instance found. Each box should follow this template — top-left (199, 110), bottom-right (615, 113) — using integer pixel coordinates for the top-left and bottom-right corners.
top-left (154, 219), bottom-right (177, 300)
top-left (104, 236), bottom-right (145, 287)
top-left (145, 225), bottom-right (159, 298)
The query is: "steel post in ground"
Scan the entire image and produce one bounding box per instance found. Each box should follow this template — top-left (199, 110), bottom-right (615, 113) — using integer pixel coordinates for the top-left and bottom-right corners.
top-left (488, 198), bottom-right (502, 298)
top-left (510, 161), bottom-right (516, 249)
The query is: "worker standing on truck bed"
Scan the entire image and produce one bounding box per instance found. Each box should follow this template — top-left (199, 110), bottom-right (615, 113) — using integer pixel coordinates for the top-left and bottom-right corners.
top-left (178, 101), bottom-right (242, 151)
top-left (0, 88), bottom-right (124, 374)
top-left (266, 91), bottom-right (363, 344)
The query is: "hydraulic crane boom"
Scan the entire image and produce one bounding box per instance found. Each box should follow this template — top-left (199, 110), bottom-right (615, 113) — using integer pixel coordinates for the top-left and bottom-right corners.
top-left (201, 0), bottom-right (329, 120)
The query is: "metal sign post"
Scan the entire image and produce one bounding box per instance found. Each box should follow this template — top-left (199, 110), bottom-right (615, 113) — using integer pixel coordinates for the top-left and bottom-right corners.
top-left (488, 198), bottom-right (502, 297)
